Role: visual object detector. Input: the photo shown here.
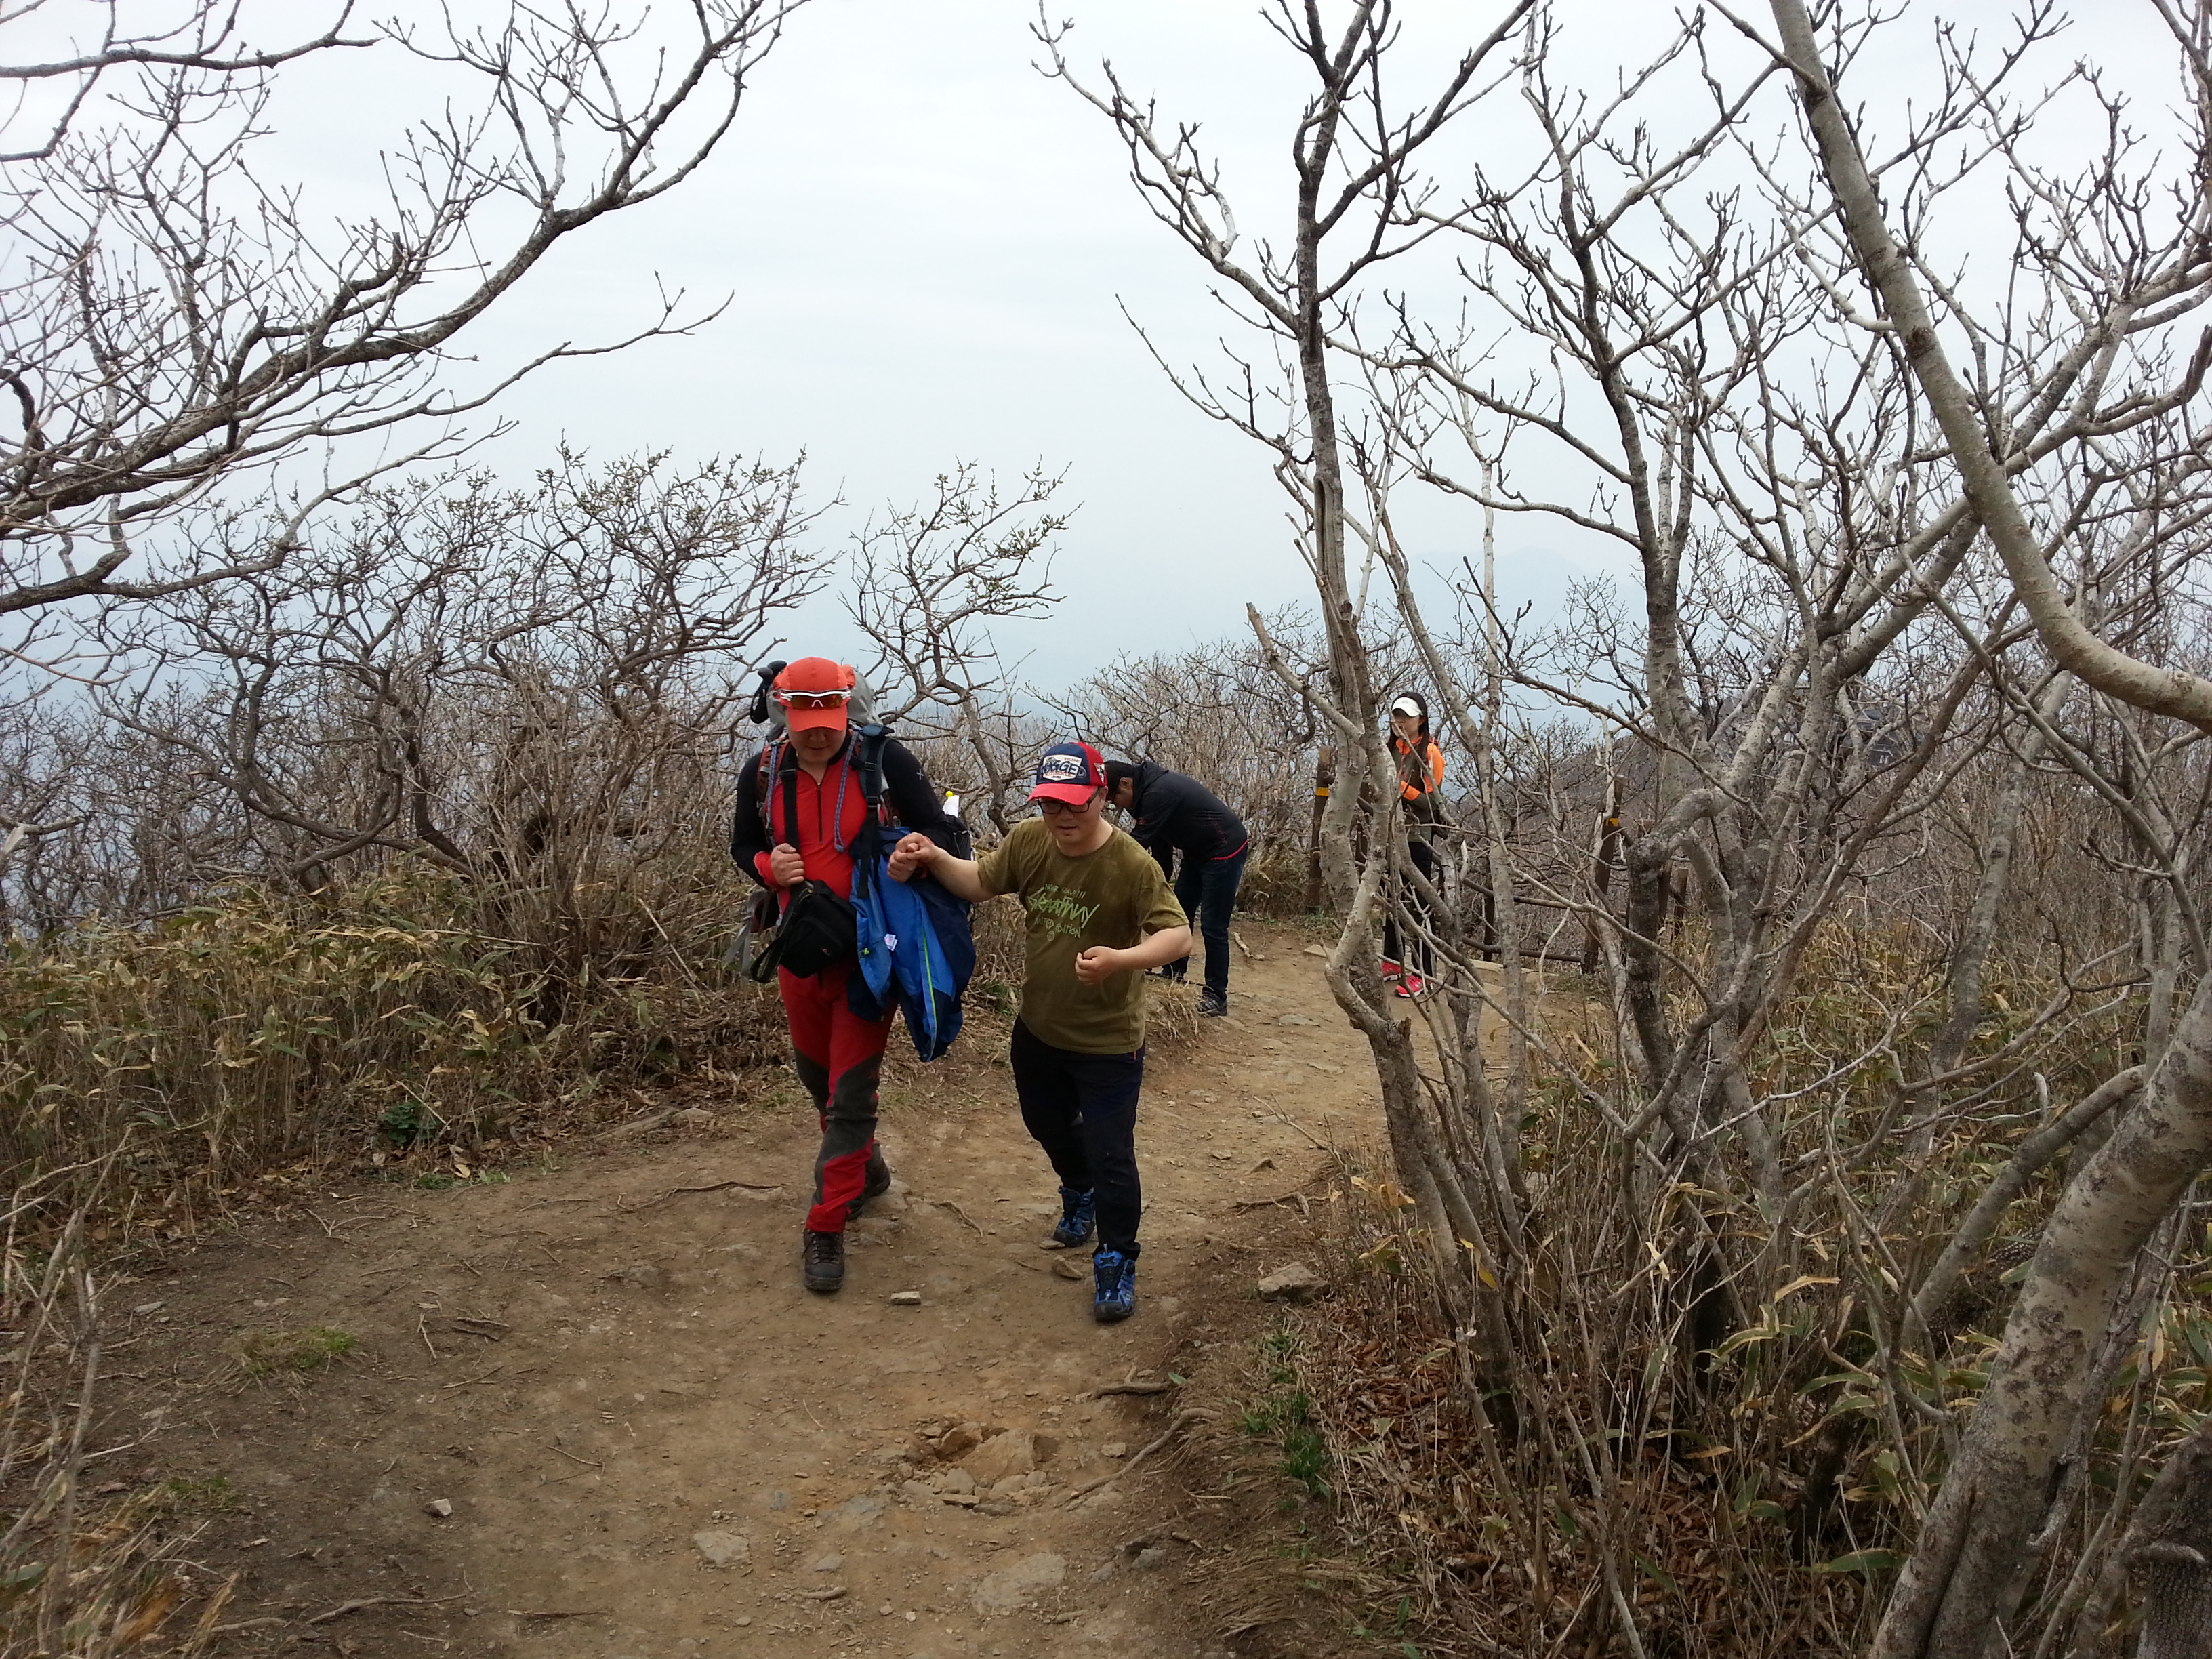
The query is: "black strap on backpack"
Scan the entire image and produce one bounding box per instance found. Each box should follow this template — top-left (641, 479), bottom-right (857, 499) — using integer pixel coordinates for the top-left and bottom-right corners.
top-left (853, 723), bottom-right (975, 859)
top-left (783, 756), bottom-right (802, 855)
top-left (851, 724), bottom-right (892, 822)
top-left (747, 733), bottom-right (872, 983)
top-left (844, 724), bottom-right (892, 914)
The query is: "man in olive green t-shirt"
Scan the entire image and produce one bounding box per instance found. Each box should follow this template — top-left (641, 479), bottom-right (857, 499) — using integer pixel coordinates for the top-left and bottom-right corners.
top-left (888, 741), bottom-right (1190, 1322)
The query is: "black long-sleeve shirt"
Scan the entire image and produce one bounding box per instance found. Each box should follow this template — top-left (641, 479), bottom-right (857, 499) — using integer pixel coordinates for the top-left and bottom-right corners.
top-left (1124, 760), bottom-right (1248, 874)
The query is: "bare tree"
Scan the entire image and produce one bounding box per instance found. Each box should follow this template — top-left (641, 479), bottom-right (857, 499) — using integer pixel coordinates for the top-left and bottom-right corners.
top-left (1058, 2), bottom-right (2212, 1654)
top-left (81, 453), bottom-right (823, 1000)
top-left (0, 1), bottom-right (370, 165)
top-left (1040, 0), bottom-right (1535, 1328)
top-left (0, 0), bottom-right (806, 623)
top-left (842, 462), bottom-right (1067, 836)
top-left (1763, 1), bottom-right (2212, 1652)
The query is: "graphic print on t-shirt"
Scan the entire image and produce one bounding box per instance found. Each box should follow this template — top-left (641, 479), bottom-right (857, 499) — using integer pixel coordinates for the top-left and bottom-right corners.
top-left (975, 819), bottom-right (1188, 1054)
top-left (1027, 884), bottom-right (1101, 940)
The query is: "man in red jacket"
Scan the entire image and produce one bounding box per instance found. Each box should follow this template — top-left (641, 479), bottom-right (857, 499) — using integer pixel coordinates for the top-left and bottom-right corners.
top-left (729, 657), bottom-right (962, 1294)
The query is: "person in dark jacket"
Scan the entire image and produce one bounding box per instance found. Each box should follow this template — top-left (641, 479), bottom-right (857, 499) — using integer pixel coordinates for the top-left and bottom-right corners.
top-left (1103, 759), bottom-right (1248, 1016)
top-left (729, 656), bottom-right (964, 1295)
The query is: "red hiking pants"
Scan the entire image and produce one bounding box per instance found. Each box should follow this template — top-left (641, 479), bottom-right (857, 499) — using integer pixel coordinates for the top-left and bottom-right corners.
top-left (778, 958), bottom-right (895, 1233)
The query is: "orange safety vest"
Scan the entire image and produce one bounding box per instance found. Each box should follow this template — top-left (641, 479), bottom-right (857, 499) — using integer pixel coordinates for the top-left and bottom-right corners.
top-left (1391, 735), bottom-right (1444, 803)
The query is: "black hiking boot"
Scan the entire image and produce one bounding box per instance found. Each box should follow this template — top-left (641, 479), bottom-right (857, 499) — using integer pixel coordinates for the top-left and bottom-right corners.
top-left (1198, 988), bottom-right (1227, 1017)
top-left (802, 1228), bottom-right (846, 1294)
top-left (851, 1147), bottom-right (892, 1218)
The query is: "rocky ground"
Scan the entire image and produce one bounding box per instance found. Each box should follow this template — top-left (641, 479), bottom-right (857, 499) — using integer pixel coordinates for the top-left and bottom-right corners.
top-left (88, 920), bottom-right (1381, 1658)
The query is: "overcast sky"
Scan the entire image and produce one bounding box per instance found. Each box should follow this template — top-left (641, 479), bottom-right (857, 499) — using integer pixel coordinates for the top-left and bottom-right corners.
top-left (245, 0), bottom-right (1640, 685)
top-left (20, 1), bottom-right (2193, 691)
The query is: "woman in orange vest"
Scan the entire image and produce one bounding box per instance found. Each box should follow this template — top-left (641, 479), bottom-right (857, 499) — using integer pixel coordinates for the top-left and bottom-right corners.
top-left (1382, 691), bottom-right (1446, 998)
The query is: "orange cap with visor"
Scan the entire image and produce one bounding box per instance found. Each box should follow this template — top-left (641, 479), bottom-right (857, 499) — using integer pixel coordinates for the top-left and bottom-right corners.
top-left (773, 657), bottom-right (857, 733)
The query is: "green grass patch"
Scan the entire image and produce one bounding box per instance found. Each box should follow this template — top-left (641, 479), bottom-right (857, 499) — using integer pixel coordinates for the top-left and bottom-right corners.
top-left (152, 1473), bottom-right (237, 1515)
top-left (1242, 1328), bottom-right (1332, 1500)
top-left (239, 1325), bottom-right (355, 1375)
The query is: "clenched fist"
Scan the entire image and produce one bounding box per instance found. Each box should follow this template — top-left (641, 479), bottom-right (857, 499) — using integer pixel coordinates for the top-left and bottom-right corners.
top-left (887, 832), bottom-right (936, 883)
top-left (1074, 945), bottom-right (1127, 986)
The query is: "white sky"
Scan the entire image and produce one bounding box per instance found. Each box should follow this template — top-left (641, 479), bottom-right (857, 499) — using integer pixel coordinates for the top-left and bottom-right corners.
top-left (249, 0), bottom-right (1634, 682)
top-left (12, 1), bottom-right (2196, 689)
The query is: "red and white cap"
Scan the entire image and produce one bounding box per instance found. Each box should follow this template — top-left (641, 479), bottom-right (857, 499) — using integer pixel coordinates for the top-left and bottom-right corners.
top-left (773, 657), bottom-right (857, 733)
top-left (1027, 741), bottom-right (1106, 806)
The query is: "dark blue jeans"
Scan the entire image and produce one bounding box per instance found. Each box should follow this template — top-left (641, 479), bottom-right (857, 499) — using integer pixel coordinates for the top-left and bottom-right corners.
top-left (1010, 1019), bottom-right (1145, 1256)
top-left (1166, 846), bottom-right (1248, 1004)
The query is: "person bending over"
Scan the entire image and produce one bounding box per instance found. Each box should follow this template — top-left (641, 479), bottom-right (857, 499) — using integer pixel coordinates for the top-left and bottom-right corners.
top-left (889, 741), bottom-right (1190, 1323)
top-left (730, 657), bottom-right (964, 1295)
top-left (1103, 759), bottom-right (1248, 1017)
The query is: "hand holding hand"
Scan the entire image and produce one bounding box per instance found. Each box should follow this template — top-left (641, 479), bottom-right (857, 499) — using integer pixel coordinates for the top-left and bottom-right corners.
top-left (1073, 945), bottom-right (1126, 987)
top-left (886, 832), bottom-right (936, 883)
top-left (769, 843), bottom-right (805, 888)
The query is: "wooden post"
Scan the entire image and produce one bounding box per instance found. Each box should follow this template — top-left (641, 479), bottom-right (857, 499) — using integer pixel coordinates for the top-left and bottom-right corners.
top-left (1305, 745), bottom-right (1334, 912)
top-left (1580, 775), bottom-right (1622, 975)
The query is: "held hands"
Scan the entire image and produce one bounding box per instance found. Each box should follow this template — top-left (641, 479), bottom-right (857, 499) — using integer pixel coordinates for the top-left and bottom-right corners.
top-left (886, 832), bottom-right (936, 884)
top-left (768, 843), bottom-right (806, 888)
top-left (1074, 945), bottom-right (1127, 987)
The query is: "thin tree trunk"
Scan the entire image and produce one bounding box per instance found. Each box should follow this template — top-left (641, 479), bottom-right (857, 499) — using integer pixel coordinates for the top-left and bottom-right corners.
top-left (1475, 476), bottom-right (1530, 1213)
top-left (1925, 758), bottom-right (2032, 1084)
top-left (2125, 1416), bottom-right (2212, 1659)
top-left (1870, 973), bottom-right (2212, 1658)
top-left (1582, 777), bottom-right (1622, 975)
top-left (1620, 829), bottom-right (1676, 1090)
top-left (1306, 745), bottom-right (1334, 912)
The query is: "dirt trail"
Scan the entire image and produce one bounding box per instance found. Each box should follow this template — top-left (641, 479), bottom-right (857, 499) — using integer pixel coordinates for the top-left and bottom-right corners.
top-left (96, 922), bottom-right (1377, 1658)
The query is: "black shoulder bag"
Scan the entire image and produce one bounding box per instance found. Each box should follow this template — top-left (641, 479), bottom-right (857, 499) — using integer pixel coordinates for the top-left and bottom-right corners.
top-left (746, 750), bottom-right (859, 982)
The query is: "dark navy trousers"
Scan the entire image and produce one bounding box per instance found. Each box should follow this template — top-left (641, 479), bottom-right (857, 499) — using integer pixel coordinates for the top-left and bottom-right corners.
top-left (1164, 846), bottom-right (1247, 1002)
top-left (1010, 1019), bottom-right (1145, 1256)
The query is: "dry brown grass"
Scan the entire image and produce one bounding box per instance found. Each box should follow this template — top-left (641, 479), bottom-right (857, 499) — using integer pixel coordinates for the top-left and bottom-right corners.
top-left (1, 1208), bottom-right (238, 1658)
top-left (0, 867), bottom-right (788, 1252)
top-left (1226, 918), bottom-right (2171, 1658)
top-left (1262, 1171), bottom-right (1875, 1658)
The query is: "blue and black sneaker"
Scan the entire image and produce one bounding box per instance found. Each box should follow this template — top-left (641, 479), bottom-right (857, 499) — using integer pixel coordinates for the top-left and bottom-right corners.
top-left (1051, 1185), bottom-right (1097, 1249)
top-left (1092, 1248), bottom-right (1137, 1323)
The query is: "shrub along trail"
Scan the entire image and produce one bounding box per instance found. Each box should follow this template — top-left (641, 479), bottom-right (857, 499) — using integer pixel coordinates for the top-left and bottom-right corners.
top-left (93, 922), bottom-right (1377, 1658)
